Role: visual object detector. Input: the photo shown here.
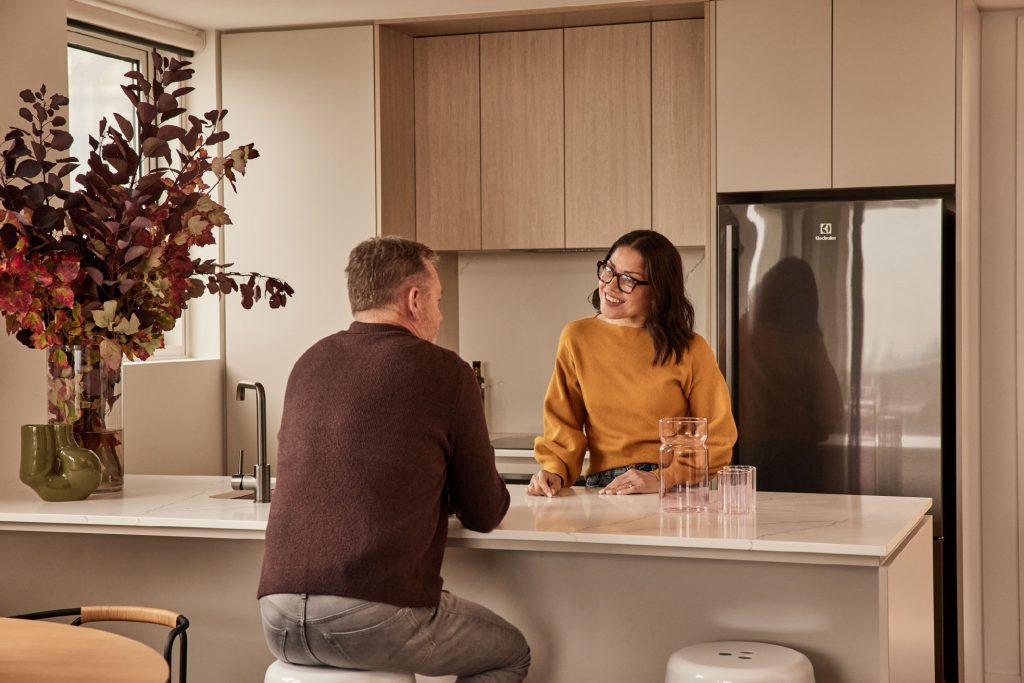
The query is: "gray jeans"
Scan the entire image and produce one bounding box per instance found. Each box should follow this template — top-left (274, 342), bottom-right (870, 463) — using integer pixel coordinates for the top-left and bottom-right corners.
top-left (259, 592), bottom-right (530, 683)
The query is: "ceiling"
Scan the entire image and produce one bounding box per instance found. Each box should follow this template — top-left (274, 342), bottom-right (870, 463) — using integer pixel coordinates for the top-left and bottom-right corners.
top-left (979, 0), bottom-right (1024, 8)
top-left (99, 0), bottom-right (692, 32)
top-left (98, 0), bottom-right (1024, 32)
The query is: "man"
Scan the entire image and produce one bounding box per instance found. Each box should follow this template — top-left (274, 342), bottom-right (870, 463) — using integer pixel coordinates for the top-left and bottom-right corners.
top-left (258, 237), bottom-right (530, 682)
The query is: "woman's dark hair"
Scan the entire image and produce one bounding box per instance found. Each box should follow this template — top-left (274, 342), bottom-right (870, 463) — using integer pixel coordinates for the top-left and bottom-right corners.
top-left (754, 257), bottom-right (821, 333)
top-left (589, 230), bottom-right (695, 365)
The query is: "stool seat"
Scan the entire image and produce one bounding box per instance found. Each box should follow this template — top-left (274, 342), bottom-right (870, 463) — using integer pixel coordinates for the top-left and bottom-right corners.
top-left (265, 659), bottom-right (415, 682)
top-left (666, 641), bottom-right (815, 683)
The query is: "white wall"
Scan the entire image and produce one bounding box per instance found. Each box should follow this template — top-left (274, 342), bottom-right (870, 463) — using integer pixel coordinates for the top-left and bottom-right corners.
top-left (123, 358), bottom-right (222, 474)
top-left (0, 0), bottom-right (68, 464)
top-left (221, 26), bottom-right (377, 470)
top-left (979, 9), bottom-right (1024, 682)
top-left (455, 248), bottom-right (708, 434)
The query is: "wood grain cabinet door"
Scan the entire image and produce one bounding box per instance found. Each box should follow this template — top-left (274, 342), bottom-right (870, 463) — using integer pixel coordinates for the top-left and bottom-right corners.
top-left (832, 0), bottom-right (955, 188)
top-left (480, 29), bottom-right (565, 250)
top-left (565, 23), bottom-right (652, 249)
top-left (414, 34), bottom-right (481, 250)
top-left (653, 19), bottom-right (706, 247)
top-left (376, 26), bottom-right (416, 240)
top-left (716, 0), bottom-right (831, 192)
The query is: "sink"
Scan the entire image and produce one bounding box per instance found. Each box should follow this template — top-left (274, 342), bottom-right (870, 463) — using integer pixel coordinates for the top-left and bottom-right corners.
top-left (210, 489), bottom-right (274, 500)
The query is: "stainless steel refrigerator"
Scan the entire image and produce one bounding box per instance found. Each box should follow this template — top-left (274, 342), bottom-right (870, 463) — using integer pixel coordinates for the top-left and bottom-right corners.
top-left (717, 196), bottom-right (955, 681)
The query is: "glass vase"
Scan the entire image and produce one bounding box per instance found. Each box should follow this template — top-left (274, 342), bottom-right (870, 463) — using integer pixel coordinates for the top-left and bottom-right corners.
top-left (658, 417), bottom-right (709, 513)
top-left (46, 344), bottom-right (124, 493)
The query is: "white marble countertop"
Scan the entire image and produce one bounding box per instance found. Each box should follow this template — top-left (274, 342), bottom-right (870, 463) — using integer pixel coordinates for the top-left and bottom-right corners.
top-left (460, 486), bottom-right (931, 565)
top-left (0, 475), bottom-right (270, 539)
top-left (0, 475), bottom-right (930, 564)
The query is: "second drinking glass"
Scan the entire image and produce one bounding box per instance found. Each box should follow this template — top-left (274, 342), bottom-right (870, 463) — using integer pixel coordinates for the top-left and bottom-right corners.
top-left (719, 465), bottom-right (756, 514)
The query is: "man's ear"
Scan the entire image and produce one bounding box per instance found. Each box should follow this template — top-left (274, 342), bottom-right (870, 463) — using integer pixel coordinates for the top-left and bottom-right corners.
top-left (405, 284), bottom-right (422, 320)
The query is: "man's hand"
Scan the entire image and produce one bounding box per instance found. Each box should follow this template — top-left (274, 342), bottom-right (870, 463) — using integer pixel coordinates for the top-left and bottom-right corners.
top-left (525, 470), bottom-right (563, 497)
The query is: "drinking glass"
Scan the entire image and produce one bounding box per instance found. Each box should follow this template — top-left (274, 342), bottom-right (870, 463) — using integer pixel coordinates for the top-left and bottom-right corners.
top-left (719, 465), bottom-right (756, 514)
top-left (658, 417), bottom-right (709, 513)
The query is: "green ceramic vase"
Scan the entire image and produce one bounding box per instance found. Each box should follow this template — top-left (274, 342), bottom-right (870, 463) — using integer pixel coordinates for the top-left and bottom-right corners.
top-left (20, 423), bottom-right (102, 502)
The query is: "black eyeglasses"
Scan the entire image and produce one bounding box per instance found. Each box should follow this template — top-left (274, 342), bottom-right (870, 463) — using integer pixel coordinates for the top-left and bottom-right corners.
top-left (597, 261), bottom-right (649, 294)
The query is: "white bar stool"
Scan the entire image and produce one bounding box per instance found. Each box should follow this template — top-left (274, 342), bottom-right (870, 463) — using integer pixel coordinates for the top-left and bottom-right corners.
top-left (665, 641), bottom-right (815, 683)
top-left (265, 659), bottom-right (415, 682)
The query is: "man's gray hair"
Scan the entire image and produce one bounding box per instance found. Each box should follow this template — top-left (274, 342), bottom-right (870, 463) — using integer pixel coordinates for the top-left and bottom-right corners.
top-left (345, 236), bottom-right (438, 313)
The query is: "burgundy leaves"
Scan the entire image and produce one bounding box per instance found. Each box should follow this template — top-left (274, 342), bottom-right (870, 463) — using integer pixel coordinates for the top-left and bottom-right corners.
top-left (188, 260), bottom-right (291, 311)
top-left (1, 86), bottom-right (79, 220)
top-left (0, 49), bottom-right (293, 359)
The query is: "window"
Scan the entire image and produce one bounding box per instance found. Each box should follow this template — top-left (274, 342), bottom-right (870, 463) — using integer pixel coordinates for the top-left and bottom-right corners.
top-left (66, 28), bottom-right (186, 358)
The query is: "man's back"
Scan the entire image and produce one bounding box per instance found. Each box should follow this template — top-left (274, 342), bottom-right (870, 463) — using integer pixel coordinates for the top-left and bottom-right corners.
top-left (258, 321), bottom-right (509, 608)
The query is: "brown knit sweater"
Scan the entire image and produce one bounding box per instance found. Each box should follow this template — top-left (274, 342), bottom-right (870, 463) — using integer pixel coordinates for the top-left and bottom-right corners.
top-left (258, 322), bottom-right (509, 607)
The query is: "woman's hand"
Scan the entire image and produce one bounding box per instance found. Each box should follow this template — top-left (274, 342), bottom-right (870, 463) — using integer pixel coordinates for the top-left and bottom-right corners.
top-left (601, 468), bottom-right (658, 495)
top-left (526, 470), bottom-right (564, 497)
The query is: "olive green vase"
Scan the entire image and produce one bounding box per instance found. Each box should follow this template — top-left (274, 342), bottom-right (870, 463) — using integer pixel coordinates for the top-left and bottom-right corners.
top-left (20, 423), bottom-right (102, 502)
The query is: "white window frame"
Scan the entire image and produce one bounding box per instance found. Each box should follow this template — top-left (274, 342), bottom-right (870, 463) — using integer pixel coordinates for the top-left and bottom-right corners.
top-left (67, 27), bottom-right (188, 359)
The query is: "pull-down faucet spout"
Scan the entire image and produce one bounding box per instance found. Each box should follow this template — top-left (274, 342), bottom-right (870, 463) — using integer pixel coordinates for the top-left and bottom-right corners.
top-left (232, 380), bottom-right (271, 503)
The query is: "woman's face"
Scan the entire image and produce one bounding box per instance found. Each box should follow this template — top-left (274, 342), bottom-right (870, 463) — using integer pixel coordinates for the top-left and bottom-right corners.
top-left (598, 246), bottom-right (651, 327)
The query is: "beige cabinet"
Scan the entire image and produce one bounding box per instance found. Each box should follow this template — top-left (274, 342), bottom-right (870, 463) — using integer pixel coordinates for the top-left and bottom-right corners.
top-left (376, 26), bottom-right (415, 240)
top-left (832, 0), bottom-right (955, 187)
top-left (653, 19), bottom-right (707, 247)
top-left (414, 34), bottom-right (480, 250)
top-left (716, 0), bottom-right (955, 192)
top-left (565, 23), bottom-right (652, 249)
top-left (480, 29), bottom-right (564, 250)
top-left (400, 19), bottom-right (707, 251)
top-left (716, 0), bottom-right (832, 193)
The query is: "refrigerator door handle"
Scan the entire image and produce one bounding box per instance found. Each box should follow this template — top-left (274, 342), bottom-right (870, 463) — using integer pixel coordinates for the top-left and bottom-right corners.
top-left (722, 222), bottom-right (735, 391)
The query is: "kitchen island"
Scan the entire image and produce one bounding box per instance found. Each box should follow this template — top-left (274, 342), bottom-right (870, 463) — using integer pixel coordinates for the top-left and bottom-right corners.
top-left (0, 475), bottom-right (933, 682)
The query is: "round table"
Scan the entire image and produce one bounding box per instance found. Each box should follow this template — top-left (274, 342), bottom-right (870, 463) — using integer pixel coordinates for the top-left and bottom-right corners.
top-left (0, 616), bottom-right (169, 682)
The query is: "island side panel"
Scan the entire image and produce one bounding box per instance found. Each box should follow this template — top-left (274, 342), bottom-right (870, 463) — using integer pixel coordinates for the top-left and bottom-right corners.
top-left (441, 547), bottom-right (884, 682)
top-left (879, 516), bottom-right (935, 681)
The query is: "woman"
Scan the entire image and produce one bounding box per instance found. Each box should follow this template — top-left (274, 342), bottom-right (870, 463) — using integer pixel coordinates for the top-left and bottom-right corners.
top-left (526, 230), bottom-right (737, 497)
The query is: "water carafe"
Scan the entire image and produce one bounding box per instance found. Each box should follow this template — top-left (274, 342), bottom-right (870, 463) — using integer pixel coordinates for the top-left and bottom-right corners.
top-left (658, 417), bottom-right (709, 512)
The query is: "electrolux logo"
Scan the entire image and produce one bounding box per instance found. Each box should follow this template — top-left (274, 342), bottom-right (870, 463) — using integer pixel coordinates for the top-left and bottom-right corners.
top-left (815, 222), bottom-right (836, 241)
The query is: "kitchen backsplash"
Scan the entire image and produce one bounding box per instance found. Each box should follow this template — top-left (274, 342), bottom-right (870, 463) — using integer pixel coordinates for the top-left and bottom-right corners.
top-left (439, 249), bottom-right (707, 434)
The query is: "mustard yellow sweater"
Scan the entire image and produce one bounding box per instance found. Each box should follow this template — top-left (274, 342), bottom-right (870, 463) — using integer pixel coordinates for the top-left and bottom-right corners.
top-left (534, 317), bottom-right (738, 487)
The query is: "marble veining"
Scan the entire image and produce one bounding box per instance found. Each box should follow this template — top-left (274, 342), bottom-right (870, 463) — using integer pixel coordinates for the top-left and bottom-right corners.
top-left (0, 475), bottom-right (929, 558)
top-left (466, 486), bottom-right (931, 559)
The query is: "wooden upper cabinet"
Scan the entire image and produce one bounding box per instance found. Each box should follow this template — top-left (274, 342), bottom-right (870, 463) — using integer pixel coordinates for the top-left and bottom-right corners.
top-left (414, 34), bottom-right (480, 250)
top-left (832, 0), bottom-right (955, 187)
top-left (653, 19), bottom-right (706, 247)
top-left (480, 29), bottom-right (564, 250)
top-left (376, 26), bottom-right (415, 239)
top-left (565, 23), bottom-right (652, 249)
top-left (716, 0), bottom-right (831, 192)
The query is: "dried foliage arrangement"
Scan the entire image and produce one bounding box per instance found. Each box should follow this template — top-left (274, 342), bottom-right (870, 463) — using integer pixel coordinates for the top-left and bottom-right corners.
top-left (0, 51), bottom-right (293, 364)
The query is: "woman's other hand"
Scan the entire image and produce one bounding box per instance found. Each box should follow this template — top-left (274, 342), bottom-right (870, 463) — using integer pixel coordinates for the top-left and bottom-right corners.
top-left (526, 470), bottom-right (564, 497)
top-left (601, 469), bottom-right (658, 495)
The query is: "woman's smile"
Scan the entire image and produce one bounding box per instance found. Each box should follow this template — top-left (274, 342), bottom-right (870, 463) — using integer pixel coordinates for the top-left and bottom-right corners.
top-left (603, 291), bottom-right (625, 305)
